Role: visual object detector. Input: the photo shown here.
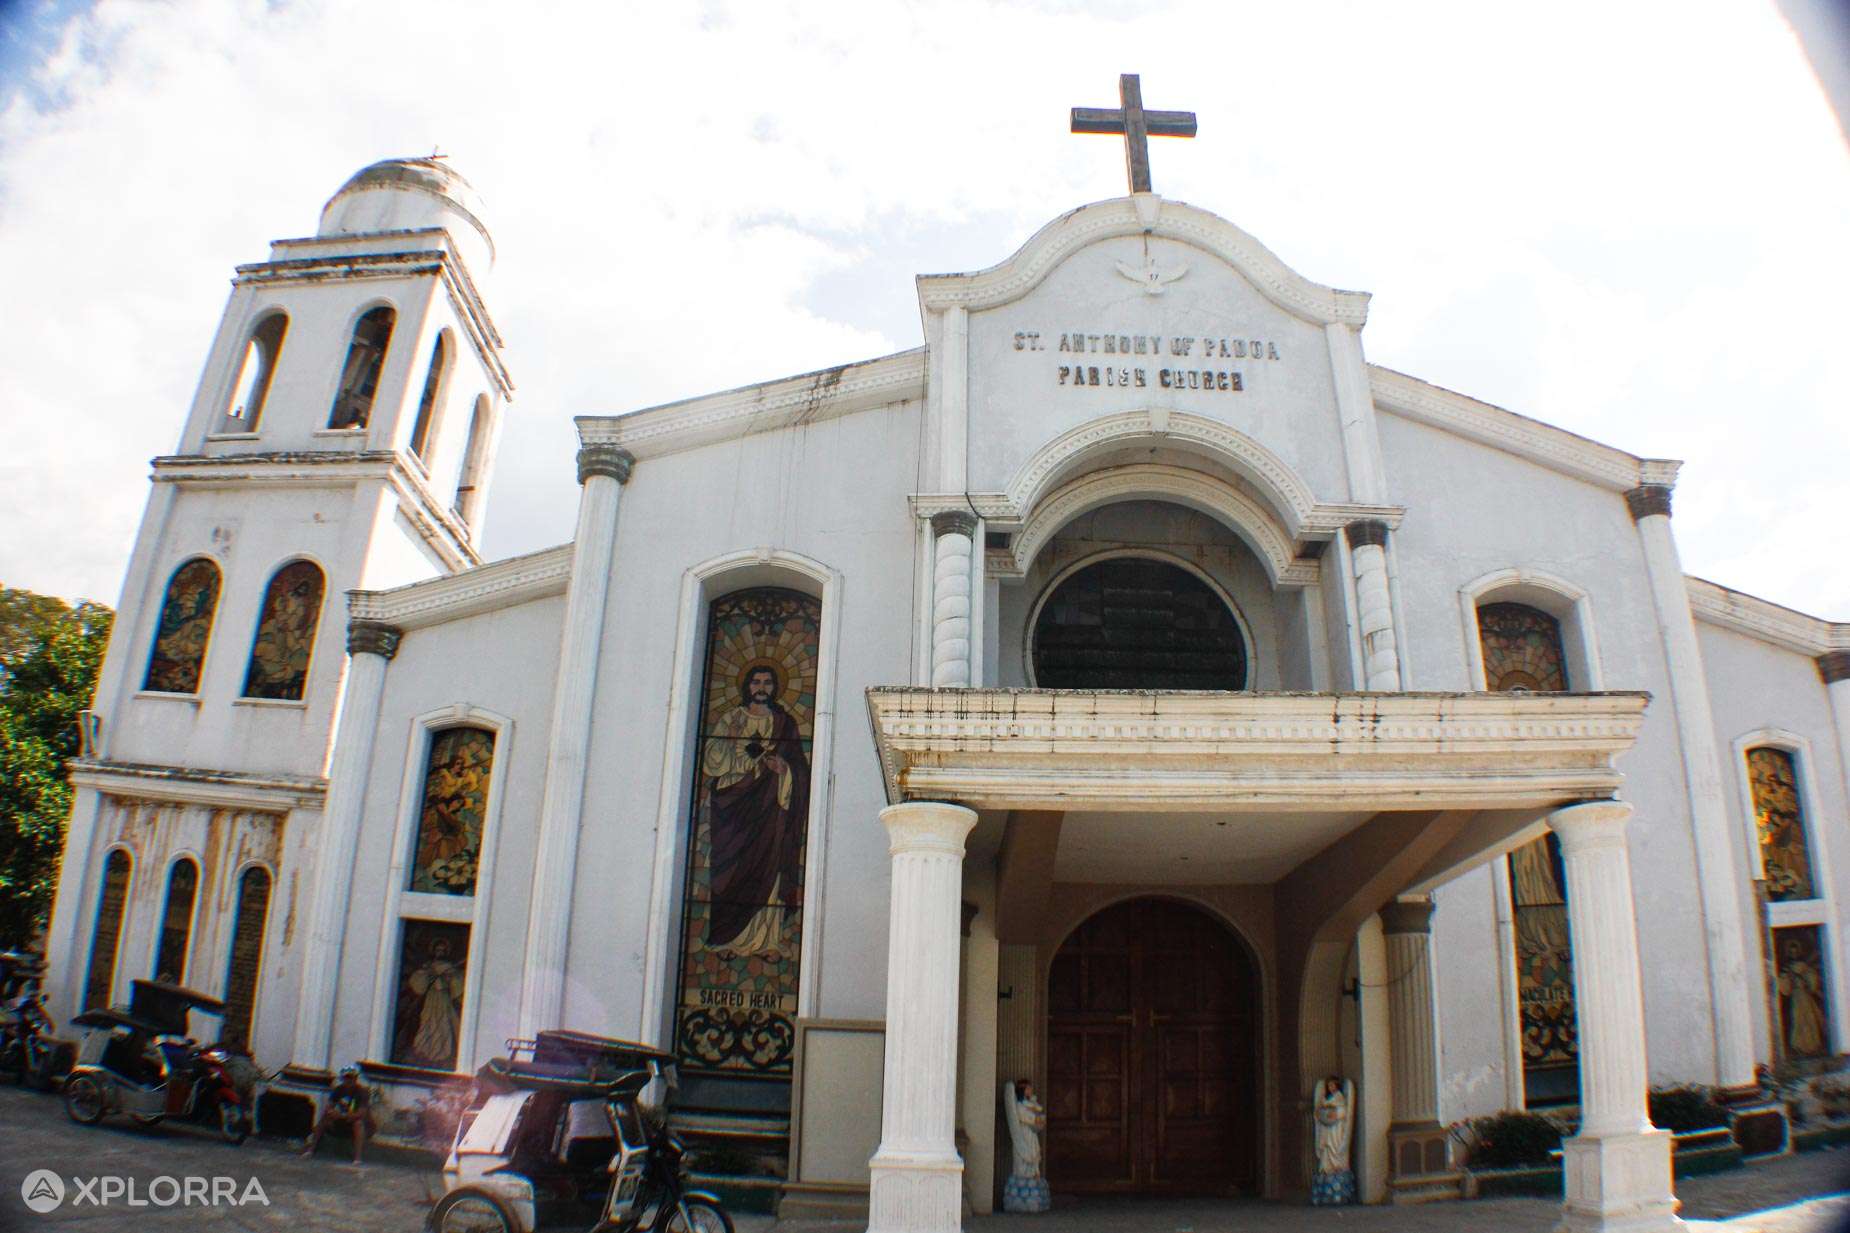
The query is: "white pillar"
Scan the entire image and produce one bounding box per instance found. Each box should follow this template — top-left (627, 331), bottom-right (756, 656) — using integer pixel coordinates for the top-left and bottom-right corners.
top-left (1381, 899), bottom-right (1440, 1129)
top-left (929, 512), bottom-right (976, 689)
top-left (516, 443), bottom-right (631, 1036)
top-left (868, 801), bottom-right (978, 1233)
top-left (44, 787), bottom-right (105, 1019)
top-left (1347, 520), bottom-right (1401, 690)
top-left (1628, 484), bottom-right (1755, 1091)
top-left (1820, 653), bottom-right (1850, 828)
top-left (292, 618), bottom-right (401, 1072)
top-left (1550, 800), bottom-right (1683, 1233)
top-left (1324, 321), bottom-right (1387, 504)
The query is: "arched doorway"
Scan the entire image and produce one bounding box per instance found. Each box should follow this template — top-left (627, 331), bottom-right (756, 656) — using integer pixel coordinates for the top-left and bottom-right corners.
top-left (1045, 898), bottom-right (1261, 1195)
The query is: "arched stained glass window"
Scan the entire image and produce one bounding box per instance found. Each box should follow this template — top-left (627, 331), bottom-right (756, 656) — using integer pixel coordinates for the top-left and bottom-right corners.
top-left (408, 330), bottom-right (450, 462)
top-left (83, 850), bottom-right (132, 1010)
top-left (328, 306), bottom-right (396, 429)
top-left (1747, 747), bottom-right (1817, 902)
top-left (154, 857), bottom-right (199, 983)
top-left (143, 558), bottom-right (221, 694)
top-left (1032, 556), bottom-right (1247, 690)
top-left (1480, 600), bottom-right (1578, 1103)
top-left (241, 561), bottom-right (325, 701)
top-left (409, 727), bottom-right (495, 896)
top-left (221, 866), bottom-right (272, 1050)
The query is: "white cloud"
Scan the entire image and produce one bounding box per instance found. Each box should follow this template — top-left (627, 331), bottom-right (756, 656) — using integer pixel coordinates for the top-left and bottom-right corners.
top-left (0, 0), bottom-right (1844, 617)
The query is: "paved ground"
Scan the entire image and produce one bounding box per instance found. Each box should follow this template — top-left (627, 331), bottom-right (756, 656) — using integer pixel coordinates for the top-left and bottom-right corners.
top-left (1, 1084), bottom-right (1846, 1231)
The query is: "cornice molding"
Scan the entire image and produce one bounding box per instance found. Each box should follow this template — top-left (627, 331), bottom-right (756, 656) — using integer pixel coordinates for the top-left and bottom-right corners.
top-left (70, 758), bottom-right (326, 811)
top-left (1685, 576), bottom-right (1849, 657)
top-left (349, 543), bottom-right (573, 631)
top-left (576, 348), bottom-right (925, 462)
top-left (916, 195), bottom-right (1371, 326)
top-left (1368, 365), bottom-right (1680, 494)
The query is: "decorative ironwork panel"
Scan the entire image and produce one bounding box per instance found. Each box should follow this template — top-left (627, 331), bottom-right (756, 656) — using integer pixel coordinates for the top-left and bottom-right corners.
top-left (83, 850), bottom-right (132, 1010)
top-left (154, 857), bottom-right (198, 983)
top-left (674, 588), bottom-right (821, 1077)
top-left (1033, 557), bottom-right (1247, 690)
top-left (1773, 924), bottom-right (1832, 1059)
top-left (1747, 747), bottom-right (1816, 901)
top-left (409, 727), bottom-right (496, 896)
top-left (221, 866), bottom-right (271, 1050)
top-left (1478, 602), bottom-right (1567, 692)
top-left (241, 561), bottom-right (325, 700)
top-left (390, 919), bottom-right (470, 1071)
top-left (143, 559), bottom-right (220, 694)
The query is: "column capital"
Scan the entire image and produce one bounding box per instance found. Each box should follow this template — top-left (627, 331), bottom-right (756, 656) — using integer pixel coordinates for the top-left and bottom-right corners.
top-left (1344, 518), bottom-right (1389, 549)
top-left (346, 619), bottom-right (402, 660)
top-left (881, 800), bottom-right (978, 857)
top-left (1380, 896), bottom-right (1435, 936)
top-left (1624, 484), bottom-right (1674, 522)
top-left (576, 443), bottom-right (635, 485)
top-left (1818, 650), bottom-right (1850, 685)
top-left (929, 509), bottom-right (978, 538)
top-left (1548, 798), bottom-right (1634, 853)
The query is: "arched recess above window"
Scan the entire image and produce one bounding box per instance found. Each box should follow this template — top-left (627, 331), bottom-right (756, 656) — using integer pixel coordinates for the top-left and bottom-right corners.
top-left (83, 849), bottom-right (132, 1010)
top-left (224, 312), bottom-right (287, 432)
top-left (453, 394), bottom-right (490, 525)
top-left (1030, 555), bottom-right (1249, 690)
top-left (1477, 603), bottom-right (1568, 692)
top-left (328, 305), bottom-right (396, 429)
top-left (1459, 569), bottom-right (1603, 693)
top-left (154, 856), bottom-right (199, 983)
top-left (143, 557), bottom-right (221, 694)
top-left (408, 330), bottom-right (451, 463)
top-left (241, 560), bottom-right (325, 701)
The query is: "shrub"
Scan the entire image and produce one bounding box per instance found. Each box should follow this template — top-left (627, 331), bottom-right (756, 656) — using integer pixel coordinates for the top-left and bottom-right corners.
top-left (1649, 1086), bottom-right (1727, 1134)
top-left (1457, 1111), bottom-right (1567, 1169)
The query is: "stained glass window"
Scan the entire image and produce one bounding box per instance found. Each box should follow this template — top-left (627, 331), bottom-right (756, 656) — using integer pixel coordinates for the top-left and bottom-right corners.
top-left (221, 866), bottom-right (271, 1050)
top-left (1481, 600), bottom-right (1578, 1102)
top-left (390, 919), bottom-right (470, 1070)
top-left (143, 559), bottom-right (220, 694)
top-left (1773, 925), bottom-right (1833, 1059)
top-left (409, 727), bottom-right (495, 896)
top-left (83, 850), bottom-right (132, 1010)
top-left (241, 561), bottom-right (324, 700)
top-left (1033, 557), bottom-right (1248, 690)
top-left (675, 587), bottom-right (821, 1077)
top-left (1747, 748), bottom-right (1816, 901)
top-left (154, 857), bottom-right (198, 983)
top-left (328, 306), bottom-right (395, 429)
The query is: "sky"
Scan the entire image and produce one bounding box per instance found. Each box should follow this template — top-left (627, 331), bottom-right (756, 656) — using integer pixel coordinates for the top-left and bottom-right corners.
top-left (0, 0), bottom-right (1845, 622)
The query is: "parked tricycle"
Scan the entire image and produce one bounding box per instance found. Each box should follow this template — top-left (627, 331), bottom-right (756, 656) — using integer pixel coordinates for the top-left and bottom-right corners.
top-left (428, 1031), bottom-right (731, 1233)
top-left (62, 979), bottom-right (253, 1143)
top-left (0, 951), bottom-right (57, 1087)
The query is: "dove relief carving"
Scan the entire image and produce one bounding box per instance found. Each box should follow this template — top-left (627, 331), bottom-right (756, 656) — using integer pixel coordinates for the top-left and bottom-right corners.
top-left (1115, 257), bottom-right (1188, 295)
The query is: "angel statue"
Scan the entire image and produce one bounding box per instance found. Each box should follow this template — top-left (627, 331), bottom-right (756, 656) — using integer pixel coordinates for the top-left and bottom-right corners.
top-left (1309, 1075), bottom-right (1357, 1205)
top-left (1001, 1078), bottom-right (1051, 1213)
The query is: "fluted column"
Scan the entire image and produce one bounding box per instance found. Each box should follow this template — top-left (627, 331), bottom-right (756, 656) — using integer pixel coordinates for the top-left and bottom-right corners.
top-left (292, 618), bottom-right (401, 1072)
top-left (1346, 520), bottom-right (1401, 690)
top-left (868, 801), bottom-right (978, 1233)
top-left (516, 443), bottom-right (632, 1037)
top-left (929, 512), bottom-right (976, 688)
top-left (1381, 899), bottom-right (1440, 1128)
top-left (1550, 800), bottom-right (1683, 1233)
top-left (1627, 484), bottom-right (1755, 1091)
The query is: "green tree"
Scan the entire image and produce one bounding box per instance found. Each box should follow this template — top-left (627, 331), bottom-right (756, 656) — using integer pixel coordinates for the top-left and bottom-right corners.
top-left (0, 589), bottom-right (112, 947)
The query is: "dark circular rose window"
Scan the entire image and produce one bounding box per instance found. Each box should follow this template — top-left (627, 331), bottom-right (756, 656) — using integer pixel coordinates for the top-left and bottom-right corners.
top-left (1031, 557), bottom-right (1248, 690)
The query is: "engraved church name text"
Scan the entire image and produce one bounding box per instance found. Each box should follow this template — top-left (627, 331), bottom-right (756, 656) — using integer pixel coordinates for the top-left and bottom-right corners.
top-left (1012, 328), bottom-right (1279, 395)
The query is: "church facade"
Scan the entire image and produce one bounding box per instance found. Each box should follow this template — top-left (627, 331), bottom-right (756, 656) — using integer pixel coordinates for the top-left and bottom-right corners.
top-left (41, 143), bottom-right (1850, 1233)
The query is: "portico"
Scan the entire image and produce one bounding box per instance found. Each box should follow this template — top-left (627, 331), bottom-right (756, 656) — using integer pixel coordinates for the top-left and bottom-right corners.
top-left (864, 687), bottom-right (1682, 1233)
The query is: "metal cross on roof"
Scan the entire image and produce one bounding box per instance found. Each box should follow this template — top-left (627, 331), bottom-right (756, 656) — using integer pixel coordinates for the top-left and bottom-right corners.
top-left (1070, 73), bottom-right (1197, 195)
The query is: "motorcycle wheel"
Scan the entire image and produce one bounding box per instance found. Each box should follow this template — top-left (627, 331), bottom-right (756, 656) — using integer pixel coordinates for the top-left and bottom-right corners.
top-left (64, 1075), bottom-right (107, 1125)
top-left (218, 1103), bottom-right (249, 1145)
top-left (428, 1188), bottom-right (519, 1233)
top-left (662, 1197), bottom-right (734, 1233)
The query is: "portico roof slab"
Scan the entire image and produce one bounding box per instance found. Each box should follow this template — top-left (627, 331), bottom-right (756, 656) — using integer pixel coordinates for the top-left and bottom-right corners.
top-left (866, 688), bottom-right (1648, 814)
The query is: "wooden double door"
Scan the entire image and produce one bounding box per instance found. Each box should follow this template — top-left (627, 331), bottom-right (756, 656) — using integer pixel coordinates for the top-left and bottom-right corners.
top-left (1045, 898), bottom-right (1260, 1195)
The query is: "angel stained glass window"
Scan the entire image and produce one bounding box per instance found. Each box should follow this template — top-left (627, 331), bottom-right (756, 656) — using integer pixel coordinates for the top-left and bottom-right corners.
top-left (143, 558), bottom-right (220, 694)
top-left (409, 727), bottom-right (496, 896)
top-left (1747, 747), bottom-right (1816, 902)
top-left (241, 561), bottom-right (324, 700)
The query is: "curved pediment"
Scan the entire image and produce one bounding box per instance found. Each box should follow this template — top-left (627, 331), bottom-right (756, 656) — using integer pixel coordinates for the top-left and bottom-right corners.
top-left (917, 194), bottom-right (1370, 326)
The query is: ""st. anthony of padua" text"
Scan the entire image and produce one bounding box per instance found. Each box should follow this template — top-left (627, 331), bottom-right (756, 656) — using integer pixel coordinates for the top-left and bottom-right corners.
top-left (1013, 329), bottom-right (1280, 393)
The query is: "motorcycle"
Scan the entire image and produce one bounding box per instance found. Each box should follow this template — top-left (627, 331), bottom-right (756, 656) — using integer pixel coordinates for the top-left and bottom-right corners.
top-left (62, 979), bottom-right (252, 1144)
top-left (428, 1031), bottom-right (731, 1233)
top-left (0, 952), bottom-right (57, 1088)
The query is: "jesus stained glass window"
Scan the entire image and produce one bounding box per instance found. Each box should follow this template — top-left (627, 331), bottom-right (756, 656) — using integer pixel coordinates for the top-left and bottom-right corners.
top-left (1746, 748), bottom-right (1816, 902)
top-left (674, 588), bottom-right (821, 1077)
top-left (409, 727), bottom-right (495, 896)
top-left (241, 561), bottom-right (324, 700)
top-left (143, 559), bottom-right (220, 694)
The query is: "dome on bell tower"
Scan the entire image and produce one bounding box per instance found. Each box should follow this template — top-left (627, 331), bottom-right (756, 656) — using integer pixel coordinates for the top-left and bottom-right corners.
top-left (318, 156), bottom-right (494, 276)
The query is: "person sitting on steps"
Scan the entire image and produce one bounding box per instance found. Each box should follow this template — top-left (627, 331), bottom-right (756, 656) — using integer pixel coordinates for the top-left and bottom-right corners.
top-left (302, 1066), bottom-right (376, 1165)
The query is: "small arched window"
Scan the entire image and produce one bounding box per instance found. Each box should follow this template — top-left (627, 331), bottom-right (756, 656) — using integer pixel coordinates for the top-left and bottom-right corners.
top-left (408, 330), bottom-right (451, 463)
top-left (328, 306), bottom-right (396, 429)
top-left (224, 312), bottom-right (287, 432)
top-left (1746, 747), bottom-right (1817, 902)
top-left (241, 560), bottom-right (325, 701)
top-left (83, 850), bottom-right (132, 1010)
top-left (143, 558), bottom-right (221, 694)
top-left (221, 866), bottom-right (272, 1050)
top-left (453, 394), bottom-right (490, 524)
top-left (154, 857), bottom-right (199, 983)
top-left (1477, 602), bottom-right (1567, 692)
